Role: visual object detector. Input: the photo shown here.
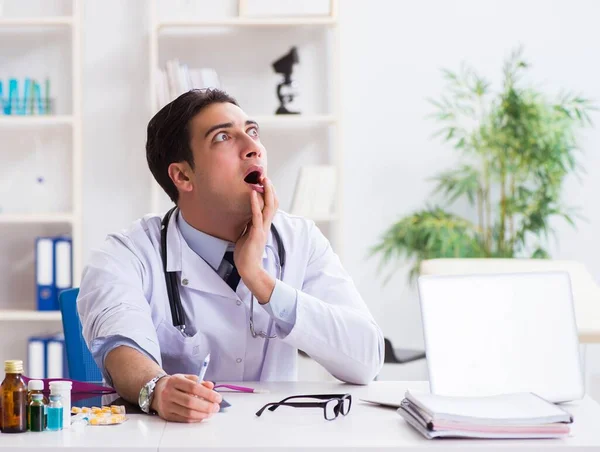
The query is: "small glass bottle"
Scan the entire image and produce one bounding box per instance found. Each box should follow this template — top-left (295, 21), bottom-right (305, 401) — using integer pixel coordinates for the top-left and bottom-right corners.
top-left (27, 379), bottom-right (46, 430)
top-left (46, 394), bottom-right (63, 431)
top-left (29, 394), bottom-right (45, 432)
top-left (0, 360), bottom-right (27, 433)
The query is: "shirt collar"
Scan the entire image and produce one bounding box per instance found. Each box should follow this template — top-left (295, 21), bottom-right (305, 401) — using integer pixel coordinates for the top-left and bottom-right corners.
top-left (177, 211), bottom-right (231, 272)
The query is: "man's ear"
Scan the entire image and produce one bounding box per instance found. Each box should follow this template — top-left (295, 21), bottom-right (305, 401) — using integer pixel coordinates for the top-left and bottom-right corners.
top-left (168, 162), bottom-right (194, 195)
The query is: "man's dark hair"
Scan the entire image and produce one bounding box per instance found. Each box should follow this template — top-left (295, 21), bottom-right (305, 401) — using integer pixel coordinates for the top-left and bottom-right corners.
top-left (146, 88), bottom-right (239, 204)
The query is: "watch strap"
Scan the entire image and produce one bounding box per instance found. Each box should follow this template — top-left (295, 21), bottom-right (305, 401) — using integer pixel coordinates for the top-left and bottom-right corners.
top-left (140, 372), bottom-right (168, 414)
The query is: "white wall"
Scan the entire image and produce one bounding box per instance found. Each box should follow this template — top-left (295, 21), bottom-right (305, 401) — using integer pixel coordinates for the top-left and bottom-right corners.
top-left (82, 0), bottom-right (151, 258)
top-left (80, 0), bottom-right (600, 372)
top-left (338, 0), bottom-right (600, 354)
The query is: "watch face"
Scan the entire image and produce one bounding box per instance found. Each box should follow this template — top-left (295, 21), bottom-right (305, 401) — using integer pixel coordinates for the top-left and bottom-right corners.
top-left (139, 385), bottom-right (150, 410)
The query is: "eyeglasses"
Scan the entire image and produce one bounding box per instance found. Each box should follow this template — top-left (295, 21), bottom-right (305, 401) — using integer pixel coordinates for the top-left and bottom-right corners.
top-left (255, 394), bottom-right (352, 421)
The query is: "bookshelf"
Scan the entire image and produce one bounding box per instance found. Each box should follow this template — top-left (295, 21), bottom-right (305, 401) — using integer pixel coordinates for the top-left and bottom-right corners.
top-left (0, 115), bottom-right (74, 126)
top-left (0, 310), bottom-right (62, 322)
top-left (148, 0), bottom-right (343, 256)
top-left (0, 213), bottom-right (74, 224)
top-left (0, 0), bottom-right (82, 378)
top-left (157, 17), bottom-right (337, 29)
top-left (0, 16), bottom-right (74, 27)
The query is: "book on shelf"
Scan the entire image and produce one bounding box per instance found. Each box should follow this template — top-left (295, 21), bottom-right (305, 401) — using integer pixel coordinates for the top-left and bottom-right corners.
top-left (398, 390), bottom-right (573, 439)
top-left (155, 59), bottom-right (220, 109)
top-left (289, 165), bottom-right (336, 221)
top-left (0, 77), bottom-right (52, 116)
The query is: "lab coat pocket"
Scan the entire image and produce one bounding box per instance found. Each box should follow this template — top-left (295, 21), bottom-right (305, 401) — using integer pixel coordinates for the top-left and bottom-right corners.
top-left (156, 320), bottom-right (210, 376)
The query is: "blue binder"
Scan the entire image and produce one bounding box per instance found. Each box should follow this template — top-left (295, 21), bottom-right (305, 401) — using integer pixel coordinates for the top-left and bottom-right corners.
top-left (35, 237), bottom-right (56, 311)
top-left (35, 235), bottom-right (73, 311)
top-left (8, 78), bottom-right (17, 115)
top-left (0, 80), bottom-right (4, 114)
top-left (53, 236), bottom-right (73, 303)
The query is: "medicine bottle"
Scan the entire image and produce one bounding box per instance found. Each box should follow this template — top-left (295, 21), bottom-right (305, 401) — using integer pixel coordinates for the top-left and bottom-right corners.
top-left (29, 394), bottom-right (45, 432)
top-left (46, 394), bottom-right (63, 431)
top-left (49, 381), bottom-right (72, 429)
top-left (0, 360), bottom-right (27, 433)
top-left (27, 379), bottom-right (46, 430)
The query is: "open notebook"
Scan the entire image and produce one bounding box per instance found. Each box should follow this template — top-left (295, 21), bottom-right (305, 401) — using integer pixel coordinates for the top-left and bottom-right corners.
top-left (398, 391), bottom-right (573, 439)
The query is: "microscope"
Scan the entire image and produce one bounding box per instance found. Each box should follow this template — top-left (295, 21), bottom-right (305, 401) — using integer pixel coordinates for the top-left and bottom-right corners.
top-left (272, 46), bottom-right (300, 115)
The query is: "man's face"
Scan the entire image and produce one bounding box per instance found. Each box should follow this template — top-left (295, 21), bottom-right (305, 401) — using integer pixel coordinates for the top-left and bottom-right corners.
top-left (186, 102), bottom-right (267, 215)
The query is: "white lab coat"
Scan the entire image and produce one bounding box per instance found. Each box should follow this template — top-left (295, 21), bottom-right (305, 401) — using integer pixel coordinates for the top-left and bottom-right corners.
top-left (78, 210), bottom-right (384, 384)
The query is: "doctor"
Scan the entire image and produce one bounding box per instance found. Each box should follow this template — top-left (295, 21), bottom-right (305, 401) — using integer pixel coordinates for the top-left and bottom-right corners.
top-left (78, 88), bottom-right (384, 423)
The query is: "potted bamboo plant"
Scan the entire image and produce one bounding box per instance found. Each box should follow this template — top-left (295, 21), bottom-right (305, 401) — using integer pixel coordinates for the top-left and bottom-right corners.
top-left (372, 47), bottom-right (595, 282)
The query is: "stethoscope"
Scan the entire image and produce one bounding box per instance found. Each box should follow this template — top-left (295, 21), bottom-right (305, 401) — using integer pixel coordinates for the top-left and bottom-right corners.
top-left (160, 206), bottom-right (286, 339)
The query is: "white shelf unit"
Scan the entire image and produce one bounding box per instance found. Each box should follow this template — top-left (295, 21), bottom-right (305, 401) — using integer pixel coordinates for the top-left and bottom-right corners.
top-left (0, 16), bottom-right (74, 27)
top-left (0, 213), bottom-right (74, 224)
top-left (0, 310), bottom-right (62, 322)
top-left (0, 0), bottom-right (82, 332)
top-left (149, 0), bottom-right (343, 256)
top-left (157, 17), bottom-right (337, 29)
top-left (0, 115), bottom-right (74, 126)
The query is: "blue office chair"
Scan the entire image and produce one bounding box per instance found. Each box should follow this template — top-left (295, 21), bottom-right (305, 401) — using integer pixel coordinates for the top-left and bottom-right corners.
top-left (58, 288), bottom-right (103, 382)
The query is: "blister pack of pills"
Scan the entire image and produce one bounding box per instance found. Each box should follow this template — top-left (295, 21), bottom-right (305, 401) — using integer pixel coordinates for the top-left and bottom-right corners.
top-left (71, 405), bottom-right (127, 426)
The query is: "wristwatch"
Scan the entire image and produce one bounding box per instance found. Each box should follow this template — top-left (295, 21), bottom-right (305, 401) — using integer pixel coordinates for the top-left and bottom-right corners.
top-left (138, 373), bottom-right (168, 414)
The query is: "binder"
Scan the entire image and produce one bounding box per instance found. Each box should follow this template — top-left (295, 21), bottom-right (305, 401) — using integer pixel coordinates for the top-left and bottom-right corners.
top-left (8, 78), bottom-right (17, 115)
top-left (0, 80), bottom-right (4, 115)
top-left (35, 235), bottom-right (72, 311)
top-left (33, 81), bottom-right (44, 115)
top-left (35, 237), bottom-right (56, 311)
top-left (20, 78), bottom-right (31, 115)
top-left (54, 236), bottom-right (73, 303)
top-left (47, 335), bottom-right (67, 379)
top-left (27, 334), bottom-right (67, 379)
top-left (27, 337), bottom-right (46, 379)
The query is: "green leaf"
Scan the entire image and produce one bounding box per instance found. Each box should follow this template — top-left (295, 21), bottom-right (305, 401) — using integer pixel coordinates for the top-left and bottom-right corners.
top-left (369, 208), bottom-right (483, 283)
top-left (531, 247), bottom-right (550, 259)
top-left (431, 165), bottom-right (481, 205)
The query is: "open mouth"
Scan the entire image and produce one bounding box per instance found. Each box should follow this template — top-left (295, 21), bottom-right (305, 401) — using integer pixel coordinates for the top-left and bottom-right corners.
top-left (244, 169), bottom-right (265, 194)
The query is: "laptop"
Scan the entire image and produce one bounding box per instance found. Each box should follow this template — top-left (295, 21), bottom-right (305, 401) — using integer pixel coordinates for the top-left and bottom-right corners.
top-left (417, 271), bottom-right (584, 403)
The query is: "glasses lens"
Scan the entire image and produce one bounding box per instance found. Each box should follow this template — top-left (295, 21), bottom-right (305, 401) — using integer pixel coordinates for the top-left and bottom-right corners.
top-left (341, 395), bottom-right (351, 415)
top-left (325, 399), bottom-right (339, 420)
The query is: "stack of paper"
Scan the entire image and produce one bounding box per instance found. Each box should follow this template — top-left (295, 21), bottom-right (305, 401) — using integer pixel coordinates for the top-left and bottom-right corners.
top-left (398, 391), bottom-right (573, 439)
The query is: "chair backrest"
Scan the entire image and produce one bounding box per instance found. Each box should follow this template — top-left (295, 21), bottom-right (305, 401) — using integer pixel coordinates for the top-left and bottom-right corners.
top-left (58, 288), bottom-right (103, 382)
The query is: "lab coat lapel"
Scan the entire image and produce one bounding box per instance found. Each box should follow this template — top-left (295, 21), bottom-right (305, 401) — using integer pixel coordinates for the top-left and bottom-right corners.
top-left (181, 240), bottom-right (235, 299)
top-left (165, 210), bottom-right (235, 300)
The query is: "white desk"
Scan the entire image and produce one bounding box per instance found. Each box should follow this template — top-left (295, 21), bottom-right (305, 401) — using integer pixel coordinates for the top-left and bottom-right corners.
top-left (2, 381), bottom-right (600, 451)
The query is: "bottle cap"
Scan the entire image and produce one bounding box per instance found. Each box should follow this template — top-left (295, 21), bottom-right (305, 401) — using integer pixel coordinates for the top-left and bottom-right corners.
top-left (32, 393), bottom-right (44, 400)
top-left (50, 394), bottom-right (62, 401)
top-left (28, 380), bottom-right (44, 391)
top-left (4, 360), bottom-right (23, 373)
top-left (49, 380), bottom-right (73, 390)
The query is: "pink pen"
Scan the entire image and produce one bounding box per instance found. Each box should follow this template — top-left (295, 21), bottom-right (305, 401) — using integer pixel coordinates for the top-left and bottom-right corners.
top-left (213, 384), bottom-right (269, 394)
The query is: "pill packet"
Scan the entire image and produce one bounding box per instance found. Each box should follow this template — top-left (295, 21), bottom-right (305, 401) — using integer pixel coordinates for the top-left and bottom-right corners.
top-left (89, 413), bottom-right (127, 426)
top-left (71, 405), bottom-right (127, 426)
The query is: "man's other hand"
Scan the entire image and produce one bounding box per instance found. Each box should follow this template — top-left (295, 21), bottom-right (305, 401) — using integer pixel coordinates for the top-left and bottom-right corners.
top-left (151, 374), bottom-right (222, 423)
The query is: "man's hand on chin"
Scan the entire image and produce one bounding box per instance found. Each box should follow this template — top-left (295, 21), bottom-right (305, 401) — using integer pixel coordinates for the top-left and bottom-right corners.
top-left (235, 176), bottom-right (279, 304)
